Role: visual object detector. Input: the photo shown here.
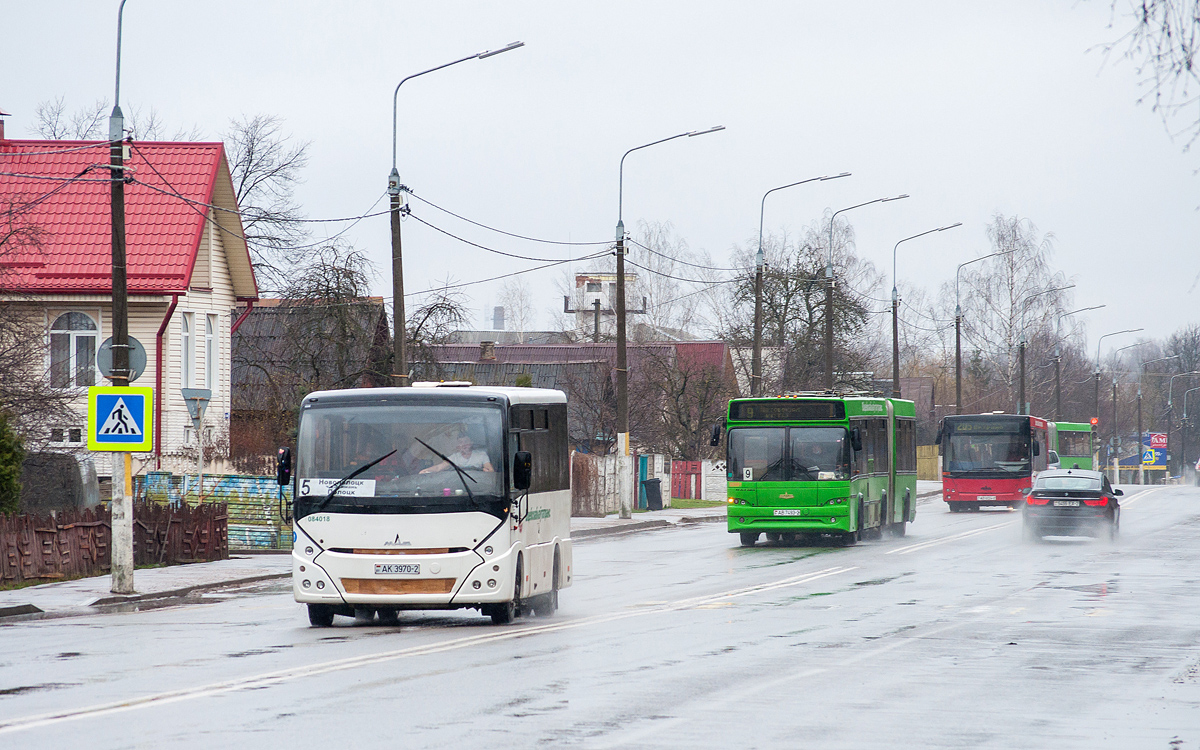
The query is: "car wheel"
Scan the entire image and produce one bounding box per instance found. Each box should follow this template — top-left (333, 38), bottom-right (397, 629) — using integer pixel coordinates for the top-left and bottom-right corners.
top-left (1108, 513), bottom-right (1119, 541)
top-left (1022, 520), bottom-right (1040, 543)
top-left (739, 531), bottom-right (759, 547)
top-left (307, 603), bottom-right (335, 627)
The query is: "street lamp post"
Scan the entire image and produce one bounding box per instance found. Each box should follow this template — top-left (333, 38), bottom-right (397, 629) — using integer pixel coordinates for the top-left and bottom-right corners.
top-left (824, 195), bottom-right (909, 389)
top-left (615, 126), bottom-right (724, 518)
top-left (1184, 387), bottom-right (1200, 480)
top-left (890, 223), bottom-right (961, 398)
top-left (751, 173), bottom-right (851, 396)
top-left (1051, 304), bottom-right (1104, 420)
top-left (1093, 329), bottom-right (1143, 467)
top-left (1167, 371), bottom-right (1200, 476)
top-left (1014, 284), bottom-right (1075, 415)
top-left (388, 41), bottom-right (524, 387)
top-left (954, 249), bottom-right (1015, 414)
top-left (1137, 355), bottom-right (1180, 484)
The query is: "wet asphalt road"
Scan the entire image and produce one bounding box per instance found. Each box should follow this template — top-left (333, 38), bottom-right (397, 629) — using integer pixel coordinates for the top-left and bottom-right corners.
top-left (2, 486), bottom-right (1200, 749)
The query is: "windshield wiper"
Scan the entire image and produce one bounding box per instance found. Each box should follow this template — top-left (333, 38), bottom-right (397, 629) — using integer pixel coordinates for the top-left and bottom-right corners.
top-left (415, 437), bottom-right (483, 509)
top-left (313, 449), bottom-right (397, 512)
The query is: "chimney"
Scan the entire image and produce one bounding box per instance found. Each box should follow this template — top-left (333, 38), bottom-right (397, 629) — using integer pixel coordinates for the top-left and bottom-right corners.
top-left (0, 108), bottom-right (9, 142)
top-left (479, 341), bottom-right (496, 361)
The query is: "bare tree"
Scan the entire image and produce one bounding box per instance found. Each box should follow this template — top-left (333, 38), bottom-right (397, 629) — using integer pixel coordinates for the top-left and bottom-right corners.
top-left (0, 202), bottom-right (76, 448)
top-left (1105, 1), bottom-right (1200, 148)
top-left (628, 220), bottom-right (704, 340)
top-left (712, 215), bottom-right (885, 392)
top-left (32, 97), bottom-right (201, 141)
top-left (407, 282), bottom-right (471, 377)
top-left (497, 276), bottom-right (536, 342)
top-left (223, 114), bottom-right (311, 290)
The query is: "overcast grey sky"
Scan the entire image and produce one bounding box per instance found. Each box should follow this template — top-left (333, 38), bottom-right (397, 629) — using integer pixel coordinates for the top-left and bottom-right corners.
top-left (4, 1), bottom-right (1197, 354)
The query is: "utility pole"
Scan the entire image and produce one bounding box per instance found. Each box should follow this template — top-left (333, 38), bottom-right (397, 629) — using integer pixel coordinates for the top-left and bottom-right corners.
top-left (592, 299), bottom-right (601, 343)
top-left (955, 311), bottom-right (963, 415)
top-left (1018, 341), bottom-right (1025, 415)
top-left (108, 0), bottom-right (133, 596)
top-left (1137, 385), bottom-right (1144, 485)
top-left (891, 223), bottom-right (961, 401)
top-left (1054, 354), bottom-right (1061, 421)
top-left (1112, 378), bottom-right (1119, 483)
top-left (752, 254), bottom-right (764, 396)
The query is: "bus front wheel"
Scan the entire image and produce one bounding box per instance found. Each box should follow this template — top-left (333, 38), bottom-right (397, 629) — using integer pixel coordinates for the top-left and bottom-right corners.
top-left (739, 532), bottom-right (759, 547)
top-left (307, 604), bottom-right (335, 628)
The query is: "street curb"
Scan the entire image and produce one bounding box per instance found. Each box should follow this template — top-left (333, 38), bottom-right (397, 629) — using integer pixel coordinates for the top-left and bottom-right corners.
top-left (0, 604), bottom-right (43, 618)
top-left (571, 512), bottom-right (726, 540)
top-left (87, 572), bottom-right (291, 607)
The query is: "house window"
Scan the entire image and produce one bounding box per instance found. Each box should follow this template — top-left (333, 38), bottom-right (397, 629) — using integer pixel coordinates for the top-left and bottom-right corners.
top-left (50, 312), bottom-right (97, 388)
top-left (49, 427), bottom-right (83, 445)
top-left (205, 314), bottom-right (217, 392)
top-left (586, 282), bottom-right (601, 293)
top-left (181, 313), bottom-right (194, 388)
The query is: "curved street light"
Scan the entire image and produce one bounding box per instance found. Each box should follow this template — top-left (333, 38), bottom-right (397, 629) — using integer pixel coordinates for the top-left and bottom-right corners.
top-left (750, 172), bottom-right (851, 395)
top-left (823, 194), bottom-right (909, 389)
top-left (890, 223), bottom-right (961, 398)
top-left (952, 249), bottom-right (1016, 414)
top-left (1049, 304), bottom-right (1104, 420)
top-left (386, 42), bottom-right (525, 388)
top-left (613, 126), bottom-right (725, 517)
top-left (1012, 284), bottom-right (1075, 415)
top-left (1136, 354), bottom-right (1180, 483)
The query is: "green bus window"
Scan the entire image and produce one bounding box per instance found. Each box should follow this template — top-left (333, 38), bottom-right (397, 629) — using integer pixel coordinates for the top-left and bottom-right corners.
top-left (789, 427), bottom-right (851, 481)
top-left (729, 428), bottom-right (785, 482)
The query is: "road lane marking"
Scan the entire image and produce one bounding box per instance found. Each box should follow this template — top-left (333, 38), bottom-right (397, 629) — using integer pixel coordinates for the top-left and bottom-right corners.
top-left (0, 566), bottom-right (857, 735)
top-left (885, 521), bottom-right (1012, 555)
top-left (1119, 487), bottom-right (1168, 507)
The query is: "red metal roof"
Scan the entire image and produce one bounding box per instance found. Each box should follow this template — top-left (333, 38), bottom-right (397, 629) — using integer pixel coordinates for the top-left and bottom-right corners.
top-left (0, 139), bottom-right (230, 295)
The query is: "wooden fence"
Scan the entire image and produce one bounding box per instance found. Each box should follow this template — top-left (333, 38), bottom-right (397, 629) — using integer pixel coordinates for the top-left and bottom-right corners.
top-left (0, 502), bottom-right (228, 587)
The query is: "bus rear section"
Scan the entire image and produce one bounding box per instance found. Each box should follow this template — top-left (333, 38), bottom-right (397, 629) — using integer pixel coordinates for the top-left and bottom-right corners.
top-left (940, 414), bottom-right (1049, 511)
top-left (285, 385), bottom-right (572, 627)
top-left (1052, 421), bottom-right (1094, 471)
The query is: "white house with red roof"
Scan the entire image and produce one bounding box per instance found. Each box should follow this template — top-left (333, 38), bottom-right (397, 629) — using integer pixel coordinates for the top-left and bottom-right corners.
top-left (0, 114), bottom-right (258, 479)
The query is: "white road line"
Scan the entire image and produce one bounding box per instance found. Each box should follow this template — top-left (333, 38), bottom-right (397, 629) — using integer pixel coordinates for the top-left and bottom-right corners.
top-left (0, 567), bottom-right (857, 735)
top-left (1119, 486), bottom-right (1168, 507)
top-left (885, 521), bottom-right (1012, 555)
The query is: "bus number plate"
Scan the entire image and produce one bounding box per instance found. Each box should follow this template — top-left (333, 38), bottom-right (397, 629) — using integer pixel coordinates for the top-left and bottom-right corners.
top-left (375, 563), bottom-right (420, 575)
top-left (1053, 500), bottom-right (1080, 507)
top-left (977, 495), bottom-right (996, 502)
top-left (773, 509), bottom-right (803, 517)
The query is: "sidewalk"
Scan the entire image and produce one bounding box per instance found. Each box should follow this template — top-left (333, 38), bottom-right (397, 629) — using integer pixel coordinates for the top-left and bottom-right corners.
top-left (1, 486), bottom-right (941, 621)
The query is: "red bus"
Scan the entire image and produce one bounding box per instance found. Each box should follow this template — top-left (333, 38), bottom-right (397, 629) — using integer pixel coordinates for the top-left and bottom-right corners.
top-left (939, 414), bottom-right (1050, 511)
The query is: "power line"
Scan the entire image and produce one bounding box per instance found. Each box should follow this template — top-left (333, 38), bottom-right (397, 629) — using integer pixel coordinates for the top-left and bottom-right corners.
top-left (623, 257), bottom-right (732, 284)
top-left (624, 237), bottom-right (744, 272)
top-left (406, 189), bottom-right (610, 246)
top-left (405, 210), bottom-right (602, 263)
top-left (406, 250), bottom-right (610, 296)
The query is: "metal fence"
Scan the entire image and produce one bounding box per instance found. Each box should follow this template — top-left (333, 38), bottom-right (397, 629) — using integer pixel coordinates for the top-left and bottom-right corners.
top-left (0, 501), bottom-right (227, 587)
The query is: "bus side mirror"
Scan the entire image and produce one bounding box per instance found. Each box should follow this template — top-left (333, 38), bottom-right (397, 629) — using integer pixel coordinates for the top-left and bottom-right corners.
top-left (276, 447), bottom-right (292, 486)
top-left (513, 451), bottom-right (533, 491)
top-left (850, 428), bottom-right (863, 453)
top-left (709, 423), bottom-right (723, 447)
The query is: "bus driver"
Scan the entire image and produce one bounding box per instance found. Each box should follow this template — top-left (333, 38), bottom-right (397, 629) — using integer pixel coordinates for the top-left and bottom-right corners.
top-left (420, 433), bottom-right (495, 474)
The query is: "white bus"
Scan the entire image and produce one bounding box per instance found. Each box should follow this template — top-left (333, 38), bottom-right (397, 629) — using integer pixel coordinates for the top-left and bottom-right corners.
top-left (277, 383), bottom-right (573, 626)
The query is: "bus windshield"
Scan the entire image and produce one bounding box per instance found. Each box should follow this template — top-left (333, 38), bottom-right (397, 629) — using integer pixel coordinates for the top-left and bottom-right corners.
top-left (1058, 431), bottom-right (1091, 458)
top-left (295, 402), bottom-right (505, 515)
top-left (944, 419), bottom-right (1029, 475)
top-left (729, 426), bottom-right (851, 482)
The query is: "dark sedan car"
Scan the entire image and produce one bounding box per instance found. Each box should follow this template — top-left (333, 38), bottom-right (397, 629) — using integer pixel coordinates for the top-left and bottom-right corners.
top-left (1023, 469), bottom-right (1121, 541)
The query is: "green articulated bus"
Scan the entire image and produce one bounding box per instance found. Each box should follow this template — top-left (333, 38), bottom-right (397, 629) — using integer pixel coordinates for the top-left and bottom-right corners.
top-left (722, 394), bottom-right (918, 547)
top-left (1051, 421), bottom-right (1094, 471)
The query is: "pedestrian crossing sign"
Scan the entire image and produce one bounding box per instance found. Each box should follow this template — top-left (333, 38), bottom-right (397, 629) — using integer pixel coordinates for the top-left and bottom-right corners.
top-left (87, 386), bottom-right (154, 452)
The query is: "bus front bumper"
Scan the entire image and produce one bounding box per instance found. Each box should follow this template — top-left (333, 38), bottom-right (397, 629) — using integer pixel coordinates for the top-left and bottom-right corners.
top-left (294, 545), bottom-right (520, 607)
top-left (727, 504), bottom-right (852, 533)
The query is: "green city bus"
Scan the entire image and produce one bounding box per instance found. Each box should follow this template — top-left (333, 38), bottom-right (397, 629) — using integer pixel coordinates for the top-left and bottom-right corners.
top-left (720, 394), bottom-right (918, 546)
top-left (1051, 421), bottom-right (1094, 470)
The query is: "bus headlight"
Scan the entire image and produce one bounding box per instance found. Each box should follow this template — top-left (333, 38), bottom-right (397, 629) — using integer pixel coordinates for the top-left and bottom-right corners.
top-left (473, 581), bottom-right (482, 589)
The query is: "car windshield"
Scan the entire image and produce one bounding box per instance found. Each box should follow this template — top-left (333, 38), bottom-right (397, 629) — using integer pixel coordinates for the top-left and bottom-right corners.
top-left (1036, 475), bottom-right (1101, 491)
top-left (296, 403), bottom-right (504, 511)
